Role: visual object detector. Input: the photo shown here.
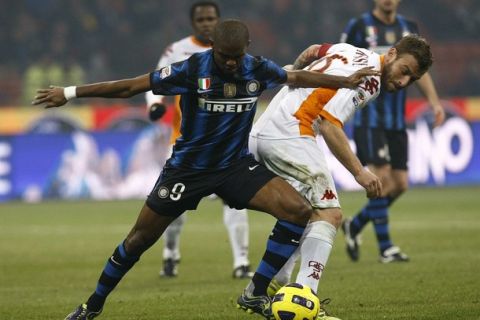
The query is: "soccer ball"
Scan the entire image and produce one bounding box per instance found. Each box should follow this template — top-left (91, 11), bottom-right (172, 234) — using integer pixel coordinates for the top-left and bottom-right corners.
top-left (271, 283), bottom-right (320, 320)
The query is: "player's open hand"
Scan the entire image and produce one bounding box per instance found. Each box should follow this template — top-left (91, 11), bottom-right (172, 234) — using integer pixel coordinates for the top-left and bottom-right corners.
top-left (354, 169), bottom-right (382, 199)
top-left (347, 67), bottom-right (381, 89)
top-left (32, 86), bottom-right (68, 108)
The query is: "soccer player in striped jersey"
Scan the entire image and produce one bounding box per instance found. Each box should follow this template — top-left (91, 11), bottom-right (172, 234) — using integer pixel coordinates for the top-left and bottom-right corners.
top-left (145, 1), bottom-right (254, 279)
top-left (33, 20), bottom-right (378, 320)
top-left (250, 34), bottom-right (433, 319)
top-left (340, 0), bottom-right (445, 263)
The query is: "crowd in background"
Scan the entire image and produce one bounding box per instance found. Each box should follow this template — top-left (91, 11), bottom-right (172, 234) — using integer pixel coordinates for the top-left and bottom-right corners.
top-left (1, 0), bottom-right (479, 106)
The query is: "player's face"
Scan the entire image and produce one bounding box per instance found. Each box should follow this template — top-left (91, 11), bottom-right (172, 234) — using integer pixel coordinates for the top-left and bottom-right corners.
top-left (192, 6), bottom-right (219, 43)
top-left (382, 52), bottom-right (421, 92)
top-left (213, 43), bottom-right (247, 74)
top-left (374, 0), bottom-right (400, 14)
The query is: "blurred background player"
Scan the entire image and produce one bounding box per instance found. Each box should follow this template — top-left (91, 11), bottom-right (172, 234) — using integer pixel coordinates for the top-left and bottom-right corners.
top-left (145, 1), bottom-right (253, 278)
top-left (339, 0), bottom-right (445, 263)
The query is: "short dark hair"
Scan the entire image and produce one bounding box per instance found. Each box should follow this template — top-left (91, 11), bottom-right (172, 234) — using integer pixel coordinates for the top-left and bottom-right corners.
top-left (213, 19), bottom-right (250, 47)
top-left (394, 34), bottom-right (433, 75)
top-left (190, 1), bottom-right (220, 20)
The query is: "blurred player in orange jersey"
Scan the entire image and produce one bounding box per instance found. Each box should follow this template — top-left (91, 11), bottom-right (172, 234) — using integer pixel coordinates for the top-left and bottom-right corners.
top-left (145, 1), bottom-right (253, 279)
top-left (249, 35), bottom-right (432, 316)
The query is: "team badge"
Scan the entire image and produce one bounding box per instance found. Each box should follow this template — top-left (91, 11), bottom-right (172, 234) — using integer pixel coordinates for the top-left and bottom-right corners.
top-left (246, 80), bottom-right (260, 95)
top-left (224, 83), bottom-right (237, 98)
top-left (198, 77), bottom-right (211, 90)
top-left (160, 66), bottom-right (171, 79)
top-left (158, 186), bottom-right (169, 199)
top-left (385, 31), bottom-right (397, 45)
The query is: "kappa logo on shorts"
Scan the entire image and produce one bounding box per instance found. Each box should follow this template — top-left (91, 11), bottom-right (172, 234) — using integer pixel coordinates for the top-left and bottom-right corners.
top-left (158, 186), bottom-right (170, 199)
top-left (321, 189), bottom-right (337, 200)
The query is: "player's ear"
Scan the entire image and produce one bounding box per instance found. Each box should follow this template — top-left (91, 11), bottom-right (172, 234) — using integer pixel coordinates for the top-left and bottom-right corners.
top-left (386, 47), bottom-right (397, 62)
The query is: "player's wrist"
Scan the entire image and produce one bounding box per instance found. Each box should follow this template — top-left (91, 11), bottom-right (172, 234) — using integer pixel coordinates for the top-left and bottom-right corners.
top-left (64, 86), bottom-right (77, 101)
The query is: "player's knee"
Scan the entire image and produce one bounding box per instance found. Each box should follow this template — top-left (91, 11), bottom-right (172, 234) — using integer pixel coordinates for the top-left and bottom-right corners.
top-left (394, 180), bottom-right (408, 195)
top-left (330, 209), bottom-right (343, 228)
top-left (311, 208), bottom-right (342, 229)
top-left (286, 199), bottom-right (312, 226)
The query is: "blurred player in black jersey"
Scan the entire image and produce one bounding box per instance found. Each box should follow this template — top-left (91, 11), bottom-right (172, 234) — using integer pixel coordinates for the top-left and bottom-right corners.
top-left (340, 0), bottom-right (445, 263)
top-left (33, 20), bottom-right (379, 320)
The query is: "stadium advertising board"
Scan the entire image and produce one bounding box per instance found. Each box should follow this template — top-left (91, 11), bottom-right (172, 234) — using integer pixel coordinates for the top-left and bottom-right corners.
top-left (0, 98), bottom-right (478, 201)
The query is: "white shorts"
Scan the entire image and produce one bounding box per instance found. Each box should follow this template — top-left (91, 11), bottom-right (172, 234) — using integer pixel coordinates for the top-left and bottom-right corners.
top-left (249, 136), bottom-right (340, 209)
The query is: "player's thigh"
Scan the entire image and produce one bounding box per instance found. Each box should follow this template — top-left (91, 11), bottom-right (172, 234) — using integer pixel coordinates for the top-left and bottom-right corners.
top-left (248, 176), bottom-right (312, 224)
top-left (214, 155), bottom-right (311, 224)
top-left (354, 127), bottom-right (390, 166)
top-left (256, 137), bottom-right (341, 210)
top-left (386, 130), bottom-right (408, 170)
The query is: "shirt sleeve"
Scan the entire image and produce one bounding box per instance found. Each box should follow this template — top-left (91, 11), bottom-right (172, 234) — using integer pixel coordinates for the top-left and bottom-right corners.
top-left (262, 59), bottom-right (288, 89)
top-left (150, 59), bottom-right (191, 96)
top-left (145, 44), bottom-right (175, 107)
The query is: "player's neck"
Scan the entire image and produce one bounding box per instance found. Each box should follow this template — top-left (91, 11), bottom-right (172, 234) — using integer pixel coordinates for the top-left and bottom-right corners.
top-left (373, 8), bottom-right (397, 25)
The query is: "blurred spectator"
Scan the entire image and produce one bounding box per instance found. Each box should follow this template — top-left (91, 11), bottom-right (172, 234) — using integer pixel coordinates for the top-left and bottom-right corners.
top-left (2, 0), bottom-right (479, 106)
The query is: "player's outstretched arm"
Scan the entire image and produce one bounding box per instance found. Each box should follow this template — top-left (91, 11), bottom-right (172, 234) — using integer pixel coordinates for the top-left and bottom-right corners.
top-left (285, 67), bottom-right (380, 90)
top-left (319, 119), bottom-right (382, 198)
top-left (32, 74), bottom-right (151, 108)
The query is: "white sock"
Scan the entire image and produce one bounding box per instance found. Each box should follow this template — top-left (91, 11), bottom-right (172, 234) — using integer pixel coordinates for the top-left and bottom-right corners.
top-left (274, 246), bottom-right (299, 285)
top-left (295, 221), bottom-right (336, 293)
top-left (163, 214), bottom-right (186, 261)
top-left (223, 205), bottom-right (249, 268)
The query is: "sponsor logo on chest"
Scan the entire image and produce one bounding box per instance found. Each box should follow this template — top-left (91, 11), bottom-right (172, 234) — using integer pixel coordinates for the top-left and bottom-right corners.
top-left (198, 97), bottom-right (258, 113)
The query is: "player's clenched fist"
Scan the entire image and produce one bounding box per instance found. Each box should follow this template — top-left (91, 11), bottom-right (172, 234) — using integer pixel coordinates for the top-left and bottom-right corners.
top-left (354, 169), bottom-right (382, 199)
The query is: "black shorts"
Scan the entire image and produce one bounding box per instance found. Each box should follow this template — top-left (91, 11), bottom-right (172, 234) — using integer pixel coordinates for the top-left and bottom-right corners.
top-left (146, 155), bottom-right (277, 217)
top-left (353, 127), bottom-right (408, 170)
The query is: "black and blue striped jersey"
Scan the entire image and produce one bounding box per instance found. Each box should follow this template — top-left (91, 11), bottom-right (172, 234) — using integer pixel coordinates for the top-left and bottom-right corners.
top-left (341, 12), bottom-right (419, 130)
top-left (150, 49), bottom-right (287, 169)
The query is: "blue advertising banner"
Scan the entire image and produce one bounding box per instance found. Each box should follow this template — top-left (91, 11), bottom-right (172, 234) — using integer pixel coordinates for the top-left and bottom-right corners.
top-left (0, 126), bottom-right (171, 202)
top-left (0, 117), bottom-right (479, 202)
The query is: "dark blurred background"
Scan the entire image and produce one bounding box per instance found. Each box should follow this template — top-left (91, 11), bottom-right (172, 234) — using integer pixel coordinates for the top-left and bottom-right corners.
top-left (1, 0), bottom-right (479, 106)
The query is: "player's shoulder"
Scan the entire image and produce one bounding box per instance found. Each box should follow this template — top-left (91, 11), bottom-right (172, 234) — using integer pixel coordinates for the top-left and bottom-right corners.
top-left (396, 14), bottom-right (419, 31)
top-left (346, 14), bottom-right (367, 29)
top-left (328, 43), bottom-right (375, 59)
top-left (396, 14), bottom-right (417, 25)
top-left (244, 54), bottom-right (278, 71)
top-left (169, 36), bottom-right (197, 50)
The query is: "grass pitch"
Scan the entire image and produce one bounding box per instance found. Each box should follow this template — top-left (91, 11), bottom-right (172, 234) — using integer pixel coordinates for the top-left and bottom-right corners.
top-left (1, 186), bottom-right (480, 319)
